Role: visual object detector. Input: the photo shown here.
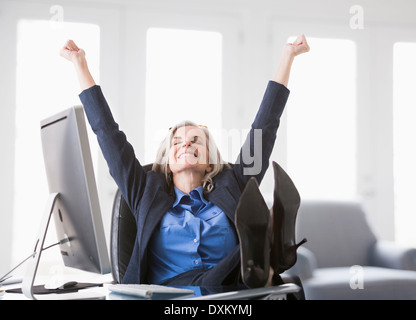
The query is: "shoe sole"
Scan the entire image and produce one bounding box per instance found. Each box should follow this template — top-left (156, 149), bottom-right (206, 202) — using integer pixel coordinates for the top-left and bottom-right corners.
top-left (270, 161), bottom-right (305, 273)
top-left (235, 177), bottom-right (271, 288)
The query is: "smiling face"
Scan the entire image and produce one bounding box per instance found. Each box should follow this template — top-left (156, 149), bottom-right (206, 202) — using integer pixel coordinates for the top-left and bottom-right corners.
top-left (168, 125), bottom-right (213, 176)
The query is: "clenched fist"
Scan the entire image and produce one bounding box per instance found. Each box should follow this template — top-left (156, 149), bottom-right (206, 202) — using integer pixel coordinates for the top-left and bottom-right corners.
top-left (59, 39), bottom-right (95, 90)
top-left (284, 34), bottom-right (310, 58)
top-left (60, 39), bottom-right (86, 66)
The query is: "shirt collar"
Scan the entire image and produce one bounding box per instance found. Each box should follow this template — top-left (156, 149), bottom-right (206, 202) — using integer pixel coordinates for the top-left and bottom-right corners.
top-left (173, 186), bottom-right (208, 208)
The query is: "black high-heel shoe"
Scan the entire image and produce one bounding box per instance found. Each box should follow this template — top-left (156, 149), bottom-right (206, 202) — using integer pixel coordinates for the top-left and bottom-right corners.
top-left (235, 177), bottom-right (271, 288)
top-left (270, 161), bottom-right (307, 274)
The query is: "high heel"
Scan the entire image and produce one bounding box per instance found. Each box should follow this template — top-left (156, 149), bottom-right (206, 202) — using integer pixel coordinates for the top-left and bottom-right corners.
top-left (270, 161), bottom-right (307, 274)
top-left (235, 177), bottom-right (271, 288)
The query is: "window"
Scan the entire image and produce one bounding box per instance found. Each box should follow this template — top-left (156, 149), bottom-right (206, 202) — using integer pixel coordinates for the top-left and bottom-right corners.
top-left (393, 42), bottom-right (416, 246)
top-left (286, 37), bottom-right (357, 200)
top-left (144, 28), bottom-right (223, 164)
top-left (13, 19), bottom-right (100, 265)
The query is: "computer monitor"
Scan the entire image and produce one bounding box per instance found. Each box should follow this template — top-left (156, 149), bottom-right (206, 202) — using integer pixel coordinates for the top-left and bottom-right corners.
top-left (22, 106), bottom-right (111, 299)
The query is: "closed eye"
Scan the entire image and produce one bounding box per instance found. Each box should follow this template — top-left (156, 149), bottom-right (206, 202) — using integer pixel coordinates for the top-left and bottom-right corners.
top-left (193, 136), bottom-right (201, 144)
top-left (172, 137), bottom-right (182, 146)
top-left (172, 135), bottom-right (205, 145)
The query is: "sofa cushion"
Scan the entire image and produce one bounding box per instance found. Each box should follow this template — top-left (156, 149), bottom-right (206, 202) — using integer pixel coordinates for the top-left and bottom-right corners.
top-left (303, 266), bottom-right (416, 300)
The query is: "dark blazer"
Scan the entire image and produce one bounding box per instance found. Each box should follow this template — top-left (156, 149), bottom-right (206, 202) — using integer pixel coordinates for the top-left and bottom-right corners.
top-left (79, 81), bottom-right (289, 284)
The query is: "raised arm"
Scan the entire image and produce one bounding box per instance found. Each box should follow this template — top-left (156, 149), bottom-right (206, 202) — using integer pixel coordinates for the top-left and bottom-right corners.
top-left (273, 34), bottom-right (310, 87)
top-left (60, 40), bottom-right (146, 214)
top-left (234, 34), bottom-right (310, 186)
top-left (60, 40), bottom-right (96, 91)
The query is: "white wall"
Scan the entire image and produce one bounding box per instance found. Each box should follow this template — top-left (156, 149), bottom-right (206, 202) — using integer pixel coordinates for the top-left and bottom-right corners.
top-left (1, 0), bottom-right (416, 274)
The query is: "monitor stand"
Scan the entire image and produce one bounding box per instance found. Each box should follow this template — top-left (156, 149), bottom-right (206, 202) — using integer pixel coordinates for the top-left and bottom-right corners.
top-left (21, 193), bottom-right (105, 300)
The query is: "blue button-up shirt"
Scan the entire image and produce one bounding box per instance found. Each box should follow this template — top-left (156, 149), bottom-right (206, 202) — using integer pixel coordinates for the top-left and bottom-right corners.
top-left (147, 186), bottom-right (238, 284)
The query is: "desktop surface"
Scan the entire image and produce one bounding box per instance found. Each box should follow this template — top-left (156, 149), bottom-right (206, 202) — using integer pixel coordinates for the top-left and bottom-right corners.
top-left (1, 282), bottom-right (301, 319)
top-left (1, 279), bottom-right (300, 301)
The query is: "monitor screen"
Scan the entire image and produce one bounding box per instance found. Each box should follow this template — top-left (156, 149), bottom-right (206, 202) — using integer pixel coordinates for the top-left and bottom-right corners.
top-left (40, 105), bottom-right (111, 274)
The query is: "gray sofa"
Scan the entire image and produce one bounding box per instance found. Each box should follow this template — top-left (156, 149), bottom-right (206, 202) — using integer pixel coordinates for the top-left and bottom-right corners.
top-left (285, 200), bottom-right (416, 299)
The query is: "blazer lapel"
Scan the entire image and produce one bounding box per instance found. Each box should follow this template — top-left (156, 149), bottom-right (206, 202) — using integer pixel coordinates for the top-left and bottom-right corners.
top-left (138, 188), bottom-right (174, 257)
top-left (206, 185), bottom-right (240, 225)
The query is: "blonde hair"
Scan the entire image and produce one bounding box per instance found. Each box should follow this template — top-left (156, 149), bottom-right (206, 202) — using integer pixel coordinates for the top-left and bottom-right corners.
top-left (152, 120), bottom-right (230, 194)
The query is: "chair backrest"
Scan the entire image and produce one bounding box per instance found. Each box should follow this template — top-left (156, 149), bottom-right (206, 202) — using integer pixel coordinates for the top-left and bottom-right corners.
top-left (296, 200), bottom-right (377, 268)
top-left (110, 164), bottom-right (153, 283)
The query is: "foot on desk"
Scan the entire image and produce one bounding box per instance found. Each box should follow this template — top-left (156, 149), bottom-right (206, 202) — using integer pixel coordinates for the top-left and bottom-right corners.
top-left (235, 177), bottom-right (271, 288)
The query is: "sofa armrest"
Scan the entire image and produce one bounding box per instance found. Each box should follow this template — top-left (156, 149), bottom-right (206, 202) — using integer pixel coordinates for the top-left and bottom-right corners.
top-left (284, 246), bottom-right (317, 281)
top-left (369, 240), bottom-right (416, 271)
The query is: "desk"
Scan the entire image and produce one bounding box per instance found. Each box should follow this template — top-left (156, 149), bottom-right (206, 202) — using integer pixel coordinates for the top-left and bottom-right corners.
top-left (2, 283), bottom-right (301, 319)
top-left (1, 278), bottom-right (300, 301)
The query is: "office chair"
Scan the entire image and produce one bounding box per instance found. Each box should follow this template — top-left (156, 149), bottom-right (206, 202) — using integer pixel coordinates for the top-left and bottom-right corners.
top-left (110, 164), bottom-right (152, 283)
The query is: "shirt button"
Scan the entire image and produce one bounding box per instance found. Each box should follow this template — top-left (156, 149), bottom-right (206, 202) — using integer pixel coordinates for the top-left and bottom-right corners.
top-left (193, 238), bottom-right (197, 243)
top-left (194, 260), bottom-right (199, 265)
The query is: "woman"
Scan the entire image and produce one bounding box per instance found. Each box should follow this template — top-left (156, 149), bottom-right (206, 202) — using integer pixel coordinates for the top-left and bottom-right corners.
top-left (60, 34), bottom-right (309, 286)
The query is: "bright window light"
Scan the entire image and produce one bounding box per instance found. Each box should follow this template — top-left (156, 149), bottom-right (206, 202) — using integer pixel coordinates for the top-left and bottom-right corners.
top-left (145, 28), bottom-right (223, 164)
top-left (13, 19), bottom-right (100, 265)
top-left (286, 37), bottom-right (357, 200)
top-left (393, 42), bottom-right (416, 247)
